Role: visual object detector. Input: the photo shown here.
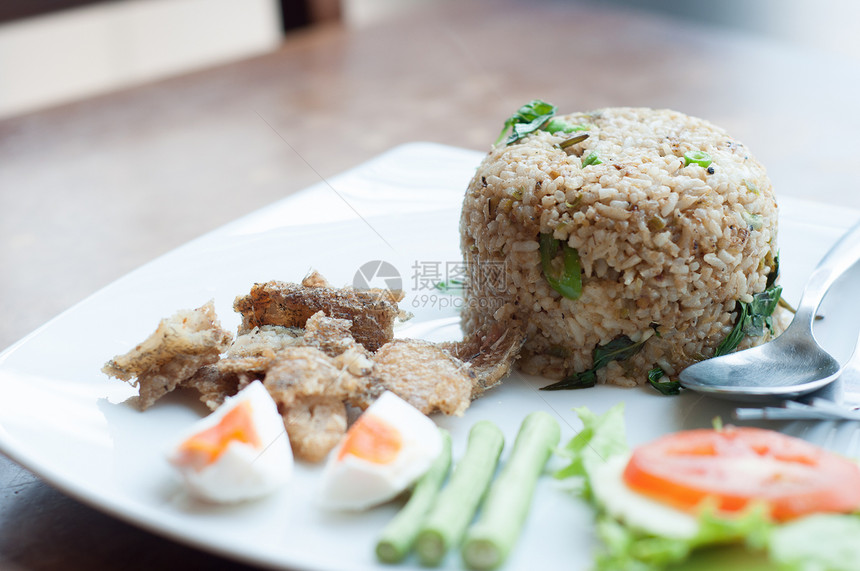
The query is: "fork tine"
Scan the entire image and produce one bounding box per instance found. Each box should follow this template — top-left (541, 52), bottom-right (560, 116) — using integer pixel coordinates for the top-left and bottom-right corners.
top-left (733, 404), bottom-right (845, 421)
top-left (846, 425), bottom-right (860, 458)
top-left (830, 328), bottom-right (860, 406)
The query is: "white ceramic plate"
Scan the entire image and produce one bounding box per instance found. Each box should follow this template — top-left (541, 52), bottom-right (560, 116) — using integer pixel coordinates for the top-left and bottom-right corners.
top-left (2, 143), bottom-right (860, 571)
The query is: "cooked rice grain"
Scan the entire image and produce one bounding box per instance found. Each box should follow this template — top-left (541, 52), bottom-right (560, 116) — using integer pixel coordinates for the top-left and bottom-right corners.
top-left (460, 107), bottom-right (787, 386)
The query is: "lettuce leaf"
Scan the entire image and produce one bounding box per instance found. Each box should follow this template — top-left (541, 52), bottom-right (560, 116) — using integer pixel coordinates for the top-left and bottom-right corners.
top-left (768, 514), bottom-right (860, 571)
top-left (554, 403), bottom-right (628, 496)
top-left (592, 504), bottom-right (772, 571)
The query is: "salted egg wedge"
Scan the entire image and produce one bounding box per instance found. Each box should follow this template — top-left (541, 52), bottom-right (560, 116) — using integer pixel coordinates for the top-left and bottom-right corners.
top-left (318, 390), bottom-right (443, 510)
top-left (168, 380), bottom-right (293, 503)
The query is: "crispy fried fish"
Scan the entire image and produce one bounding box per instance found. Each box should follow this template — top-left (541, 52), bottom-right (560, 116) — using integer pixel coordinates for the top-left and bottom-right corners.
top-left (440, 322), bottom-right (526, 398)
top-left (215, 324), bottom-right (304, 378)
top-left (356, 324), bottom-right (526, 416)
top-left (184, 365), bottom-right (245, 411)
top-left (233, 280), bottom-right (404, 352)
top-left (301, 269), bottom-right (331, 288)
top-left (303, 311), bottom-right (375, 377)
top-left (364, 339), bottom-right (472, 416)
top-left (281, 398), bottom-right (348, 464)
top-left (103, 275), bottom-right (526, 463)
top-left (263, 346), bottom-right (369, 462)
top-left (302, 311), bottom-right (361, 357)
top-left (226, 324), bottom-right (304, 359)
top-left (101, 300), bottom-right (232, 410)
top-left (184, 325), bottom-right (304, 410)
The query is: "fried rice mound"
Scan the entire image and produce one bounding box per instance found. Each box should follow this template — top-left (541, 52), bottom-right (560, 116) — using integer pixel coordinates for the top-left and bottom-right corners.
top-left (460, 106), bottom-right (788, 387)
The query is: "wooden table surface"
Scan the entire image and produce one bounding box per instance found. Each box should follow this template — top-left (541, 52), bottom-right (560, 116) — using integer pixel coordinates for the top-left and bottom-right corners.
top-left (2, 0), bottom-right (860, 568)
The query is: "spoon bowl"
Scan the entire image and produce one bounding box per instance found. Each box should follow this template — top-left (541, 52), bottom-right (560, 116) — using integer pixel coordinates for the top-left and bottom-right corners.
top-left (679, 219), bottom-right (860, 402)
top-left (679, 324), bottom-right (841, 403)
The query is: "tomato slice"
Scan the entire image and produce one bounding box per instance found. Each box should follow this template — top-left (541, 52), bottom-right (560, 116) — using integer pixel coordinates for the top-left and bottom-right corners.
top-left (623, 426), bottom-right (860, 521)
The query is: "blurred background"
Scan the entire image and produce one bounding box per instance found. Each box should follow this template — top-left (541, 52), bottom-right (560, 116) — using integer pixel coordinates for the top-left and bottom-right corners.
top-left (2, 0), bottom-right (860, 120)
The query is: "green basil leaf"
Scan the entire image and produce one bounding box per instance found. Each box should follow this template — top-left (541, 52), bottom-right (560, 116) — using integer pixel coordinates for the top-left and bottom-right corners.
top-left (714, 284), bottom-right (782, 357)
top-left (497, 100), bottom-right (557, 145)
top-left (647, 367), bottom-right (664, 383)
top-left (647, 367), bottom-right (682, 395)
top-left (749, 285), bottom-right (782, 317)
top-left (714, 300), bottom-right (750, 357)
top-left (542, 334), bottom-right (648, 391)
top-left (742, 313), bottom-right (767, 337)
top-left (651, 381), bottom-right (682, 396)
top-left (542, 369), bottom-right (597, 391)
top-left (593, 335), bottom-right (643, 369)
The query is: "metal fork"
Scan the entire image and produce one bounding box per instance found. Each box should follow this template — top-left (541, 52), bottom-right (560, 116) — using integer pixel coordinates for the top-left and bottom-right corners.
top-left (735, 330), bottom-right (860, 421)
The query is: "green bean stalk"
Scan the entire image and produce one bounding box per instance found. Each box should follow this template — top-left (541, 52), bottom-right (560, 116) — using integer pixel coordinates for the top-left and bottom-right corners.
top-left (415, 421), bottom-right (505, 566)
top-left (461, 411), bottom-right (561, 570)
top-left (375, 430), bottom-right (452, 564)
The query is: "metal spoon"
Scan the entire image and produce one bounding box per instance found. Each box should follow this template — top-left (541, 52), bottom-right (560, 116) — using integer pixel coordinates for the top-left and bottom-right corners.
top-left (679, 219), bottom-right (860, 403)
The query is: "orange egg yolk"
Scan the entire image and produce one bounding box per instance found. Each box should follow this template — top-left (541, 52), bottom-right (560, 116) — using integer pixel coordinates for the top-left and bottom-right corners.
top-left (338, 413), bottom-right (402, 464)
top-left (179, 400), bottom-right (261, 468)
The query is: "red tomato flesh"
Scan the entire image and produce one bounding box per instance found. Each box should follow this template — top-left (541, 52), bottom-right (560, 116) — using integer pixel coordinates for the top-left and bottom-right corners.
top-left (623, 426), bottom-right (860, 521)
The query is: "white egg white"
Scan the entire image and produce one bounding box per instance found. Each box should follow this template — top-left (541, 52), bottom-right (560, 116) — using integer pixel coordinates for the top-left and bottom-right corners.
top-left (591, 453), bottom-right (700, 540)
top-left (318, 390), bottom-right (443, 510)
top-left (167, 380), bottom-right (293, 503)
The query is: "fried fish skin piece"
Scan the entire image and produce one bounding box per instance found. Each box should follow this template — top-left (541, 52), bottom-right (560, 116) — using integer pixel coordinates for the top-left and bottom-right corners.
top-left (102, 300), bottom-right (232, 410)
top-left (263, 346), bottom-right (369, 462)
top-left (440, 322), bottom-right (526, 399)
top-left (233, 280), bottom-right (404, 352)
top-left (184, 365), bottom-right (247, 412)
top-left (215, 325), bottom-right (305, 378)
top-left (264, 346), bottom-right (369, 408)
top-left (303, 311), bottom-right (362, 357)
top-left (301, 269), bottom-right (331, 288)
top-left (225, 324), bottom-right (304, 360)
top-left (363, 339), bottom-right (473, 417)
top-left (301, 311), bottom-right (376, 378)
top-left (359, 324), bottom-right (525, 415)
top-left (184, 325), bottom-right (304, 411)
top-left (281, 397), bottom-right (348, 464)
